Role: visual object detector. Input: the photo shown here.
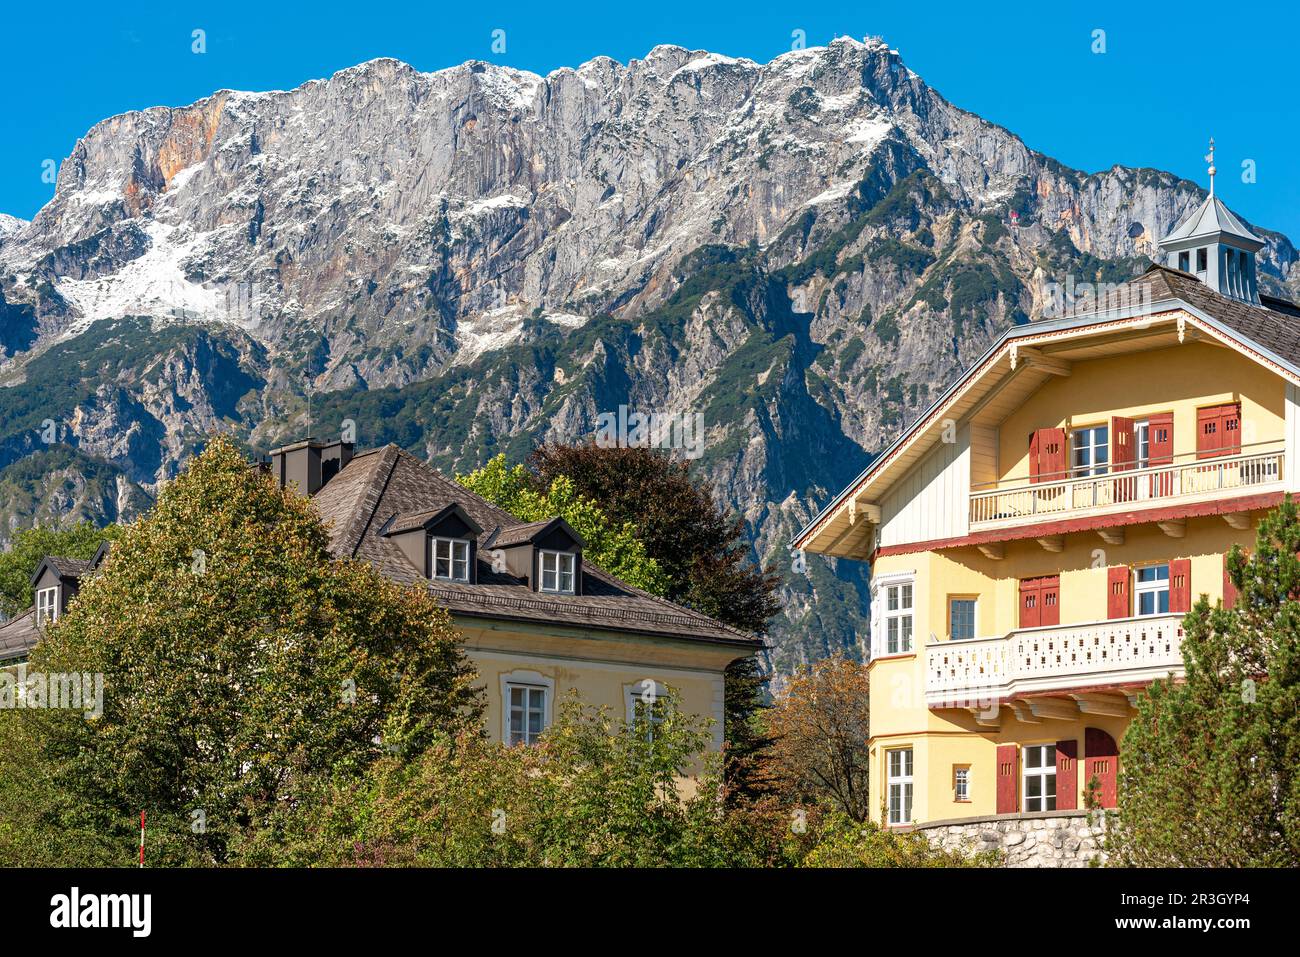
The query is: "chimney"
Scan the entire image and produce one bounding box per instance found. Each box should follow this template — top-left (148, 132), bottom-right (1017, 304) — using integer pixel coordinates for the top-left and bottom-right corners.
top-left (269, 438), bottom-right (354, 496)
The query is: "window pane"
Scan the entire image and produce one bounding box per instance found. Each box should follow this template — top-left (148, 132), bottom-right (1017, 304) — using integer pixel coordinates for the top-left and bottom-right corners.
top-left (901, 584), bottom-right (912, 609)
top-left (1026, 775), bottom-right (1041, 798)
top-left (1045, 745), bottom-right (1056, 766)
top-left (887, 586), bottom-right (898, 611)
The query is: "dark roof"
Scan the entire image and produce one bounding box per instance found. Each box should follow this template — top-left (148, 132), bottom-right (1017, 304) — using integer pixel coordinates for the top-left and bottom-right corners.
top-left (42, 556), bottom-right (92, 579)
top-left (0, 609), bottom-right (40, 662)
top-left (383, 502), bottom-right (483, 537)
top-left (311, 446), bottom-right (756, 647)
top-left (490, 516), bottom-right (584, 549)
top-left (30, 554), bottom-right (94, 588)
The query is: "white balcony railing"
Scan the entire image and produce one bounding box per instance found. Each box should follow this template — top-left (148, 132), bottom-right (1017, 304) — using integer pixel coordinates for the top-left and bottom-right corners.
top-left (924, 614), bottom-right (1185, 707)
top-left (969, 445), bottom-right (1284, 530)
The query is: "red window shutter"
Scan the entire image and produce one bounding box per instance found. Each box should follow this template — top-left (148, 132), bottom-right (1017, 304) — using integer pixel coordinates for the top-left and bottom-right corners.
top-left (1055, 739), bottom-right (1078, 811)
top-left (1112, 416), bottom-right (1137, 502)
top-left (1039, 575), bottom-right (1060, 627)
top-left (1169, 558), bottom-right (1192, 613)
top-left (1107, 566), bottom-right (1130, 619)
top-left (1197, 406), bottom-right (1221, 458)
top-left (1147, 412), bottom-right (1174, 497)
top-left (1029, 428), bottom-right (1067, 483)
top-left (1019, 578), bottom-right (1041, 628)
top-left (996, 744), bottom-right (1018, 813)
top-left (1220, 403), bottom-right (1241, 456)
top-left (1197, 403), bottom-right (1240, 459)
top-left (1223, 551), bottom-right (1241, 610)
top-left (1084, 728), bottom-right (1119, 809)
top-left (1111, 417), bottom-right (1136, 469)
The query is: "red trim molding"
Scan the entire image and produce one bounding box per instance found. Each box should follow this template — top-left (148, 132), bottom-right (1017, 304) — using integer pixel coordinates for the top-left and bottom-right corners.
top-left (875, 491), bottom-right (1283, 559)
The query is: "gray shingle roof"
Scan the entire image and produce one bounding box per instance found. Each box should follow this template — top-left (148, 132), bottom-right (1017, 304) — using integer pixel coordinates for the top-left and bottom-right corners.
top-left (311, 446), bottom-right (757, 647)
top-left (0, 609), bottom-right (39, 662)
top-left (44, 556), bottom-right (92, 579)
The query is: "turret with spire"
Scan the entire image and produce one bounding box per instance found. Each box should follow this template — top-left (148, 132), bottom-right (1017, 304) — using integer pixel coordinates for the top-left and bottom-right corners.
top-left (1157, 137), bottom-right (1265, 305)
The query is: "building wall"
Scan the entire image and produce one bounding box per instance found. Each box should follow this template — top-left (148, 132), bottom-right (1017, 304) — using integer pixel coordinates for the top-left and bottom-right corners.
top-left (455, 618), bottom-right (737, 763)
top-left (863, 335), bottom-right (1286, 827)
top-left (997, 342), bottom-right (1285, 485)
top-left (878, 425), bottom-right (971, 547)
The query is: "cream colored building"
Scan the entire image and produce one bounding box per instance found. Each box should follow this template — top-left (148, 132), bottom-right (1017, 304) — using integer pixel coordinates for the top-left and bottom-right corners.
top-left (266, 440), bottom-right (757, 754)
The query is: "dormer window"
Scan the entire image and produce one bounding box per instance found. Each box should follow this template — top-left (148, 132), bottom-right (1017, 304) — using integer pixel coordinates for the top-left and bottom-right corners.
top-left (36, 586), bottom-right (59, 625)
top-left (432, 537), bottom-right (470, 582)
top-left (539, 550), bottom-right (576, 594)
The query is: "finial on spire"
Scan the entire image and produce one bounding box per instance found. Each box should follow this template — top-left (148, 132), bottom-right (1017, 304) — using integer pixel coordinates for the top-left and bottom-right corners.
top-left (1205, 136), bottom-right (1216, 197)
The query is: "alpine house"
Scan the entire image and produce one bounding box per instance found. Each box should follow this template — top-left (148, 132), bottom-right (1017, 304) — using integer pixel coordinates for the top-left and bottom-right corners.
top-left (793, 154), bottom-right (1300, 828)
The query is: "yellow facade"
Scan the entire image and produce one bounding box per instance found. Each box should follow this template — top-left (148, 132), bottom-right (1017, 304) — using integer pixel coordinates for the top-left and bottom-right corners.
top-left (802, 313), bottom-right (1293, 827)
top-left (457, 617), bottom-right (733, 775)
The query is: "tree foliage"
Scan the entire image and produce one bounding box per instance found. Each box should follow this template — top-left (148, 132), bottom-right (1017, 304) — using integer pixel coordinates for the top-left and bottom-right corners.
top-left (237, 692), bottom-right (794, 867)
top-left (528, 443), bottom-right (781, 634)
top-left (1110, 498), bottom-right (1300, 866)
top-left (456, 454), bottom-right (669, 594)
top-left (525, 443), bottom-right (781, 795)
top-left (0, 521), bottom-right (121, 619)
top-left (766, 656), bottom-right (872, 821)
top-left (0, 435), bottom-right (482, 865)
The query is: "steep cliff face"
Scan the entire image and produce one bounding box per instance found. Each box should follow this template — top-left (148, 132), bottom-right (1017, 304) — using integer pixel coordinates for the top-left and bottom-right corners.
top-left (1, 38), bottom-right (1295, 668)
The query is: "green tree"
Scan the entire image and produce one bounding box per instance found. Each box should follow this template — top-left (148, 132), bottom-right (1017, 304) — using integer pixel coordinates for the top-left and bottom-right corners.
top-left (1110, 497), bottom-right (1300, 866)
top-left (526, 443), bottom-right (780, 794)
top-left (529, 443), bottom-right (780, 632)
top-left (239, 691), bottom-right (795, 868)
top-left (456, 455), bottom-right (669, 594)
top-left (801, 810), bottom-right (999, 867)
top-left (766, 656), bottom-right (872, 821)
top-left (0, 521), bottom-right (120, 619)
top-left (0, 434), bottom-right (483, 866)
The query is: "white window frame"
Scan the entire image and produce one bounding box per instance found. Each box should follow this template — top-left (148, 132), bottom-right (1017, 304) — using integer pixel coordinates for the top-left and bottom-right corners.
top-left (431, 537), bottom-right (470, 582)
top-left (1134, 563), bottom-right (1170, 617)
top-left (1022, 743), bottom-right (1057, 812)
top-left (883, 582), bottom-right (914, 655)
top-left (1133, 418), bottom-right (1150, 469)
top-left (954, 766), bottom-right (970, 803)
top-left (35, 586), bottom-right (59, 625)
top-left (1072, 424), bottom-right (1109, 477)
top-left (624, 679), bottom-right (668, 741)
top-left (499, 670), bottom-right (555, 746)
top-left (887, 748), bottom-right (914, 825)
top-left (539, 550), bottom-right (576, 594)
top-left (870, 571), bottom-right (915, 660)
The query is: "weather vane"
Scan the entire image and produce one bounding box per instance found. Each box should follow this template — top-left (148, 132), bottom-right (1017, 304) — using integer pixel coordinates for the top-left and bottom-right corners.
top-left (1205, 137), bottom-right (1216, 197)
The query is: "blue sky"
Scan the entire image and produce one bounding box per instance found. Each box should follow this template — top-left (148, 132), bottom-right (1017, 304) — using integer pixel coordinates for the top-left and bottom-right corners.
top-left (3, 0), bottom-right (1297, 238)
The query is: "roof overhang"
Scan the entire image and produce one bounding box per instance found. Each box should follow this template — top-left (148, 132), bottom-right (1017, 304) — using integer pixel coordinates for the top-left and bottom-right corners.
top-left (794, 294), bottom-right (1300, 558)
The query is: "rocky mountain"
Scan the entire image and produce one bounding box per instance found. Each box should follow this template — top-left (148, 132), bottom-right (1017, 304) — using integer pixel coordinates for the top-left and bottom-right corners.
top-left (1, 37), bottom-right (1296, 670)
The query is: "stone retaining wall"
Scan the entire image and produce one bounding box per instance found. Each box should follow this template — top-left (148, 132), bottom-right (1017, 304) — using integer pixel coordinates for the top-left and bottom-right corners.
top-left (916, 810), bottom-right (1110, 867)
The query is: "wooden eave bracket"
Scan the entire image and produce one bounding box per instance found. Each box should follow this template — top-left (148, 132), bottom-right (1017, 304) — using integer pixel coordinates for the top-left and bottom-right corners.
top-left (1011, 345), bottom-right (1072, 377)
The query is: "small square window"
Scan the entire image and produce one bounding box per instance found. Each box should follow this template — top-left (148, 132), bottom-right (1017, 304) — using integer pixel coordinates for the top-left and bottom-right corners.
top-left (35, 587), bottom-right (59, 625)
top-left (539, 550), bottom-right (576, 593)
top-left (954, 766), bottom-right (970, 802)
top-left (432, 537), bottom-right (470, 582)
